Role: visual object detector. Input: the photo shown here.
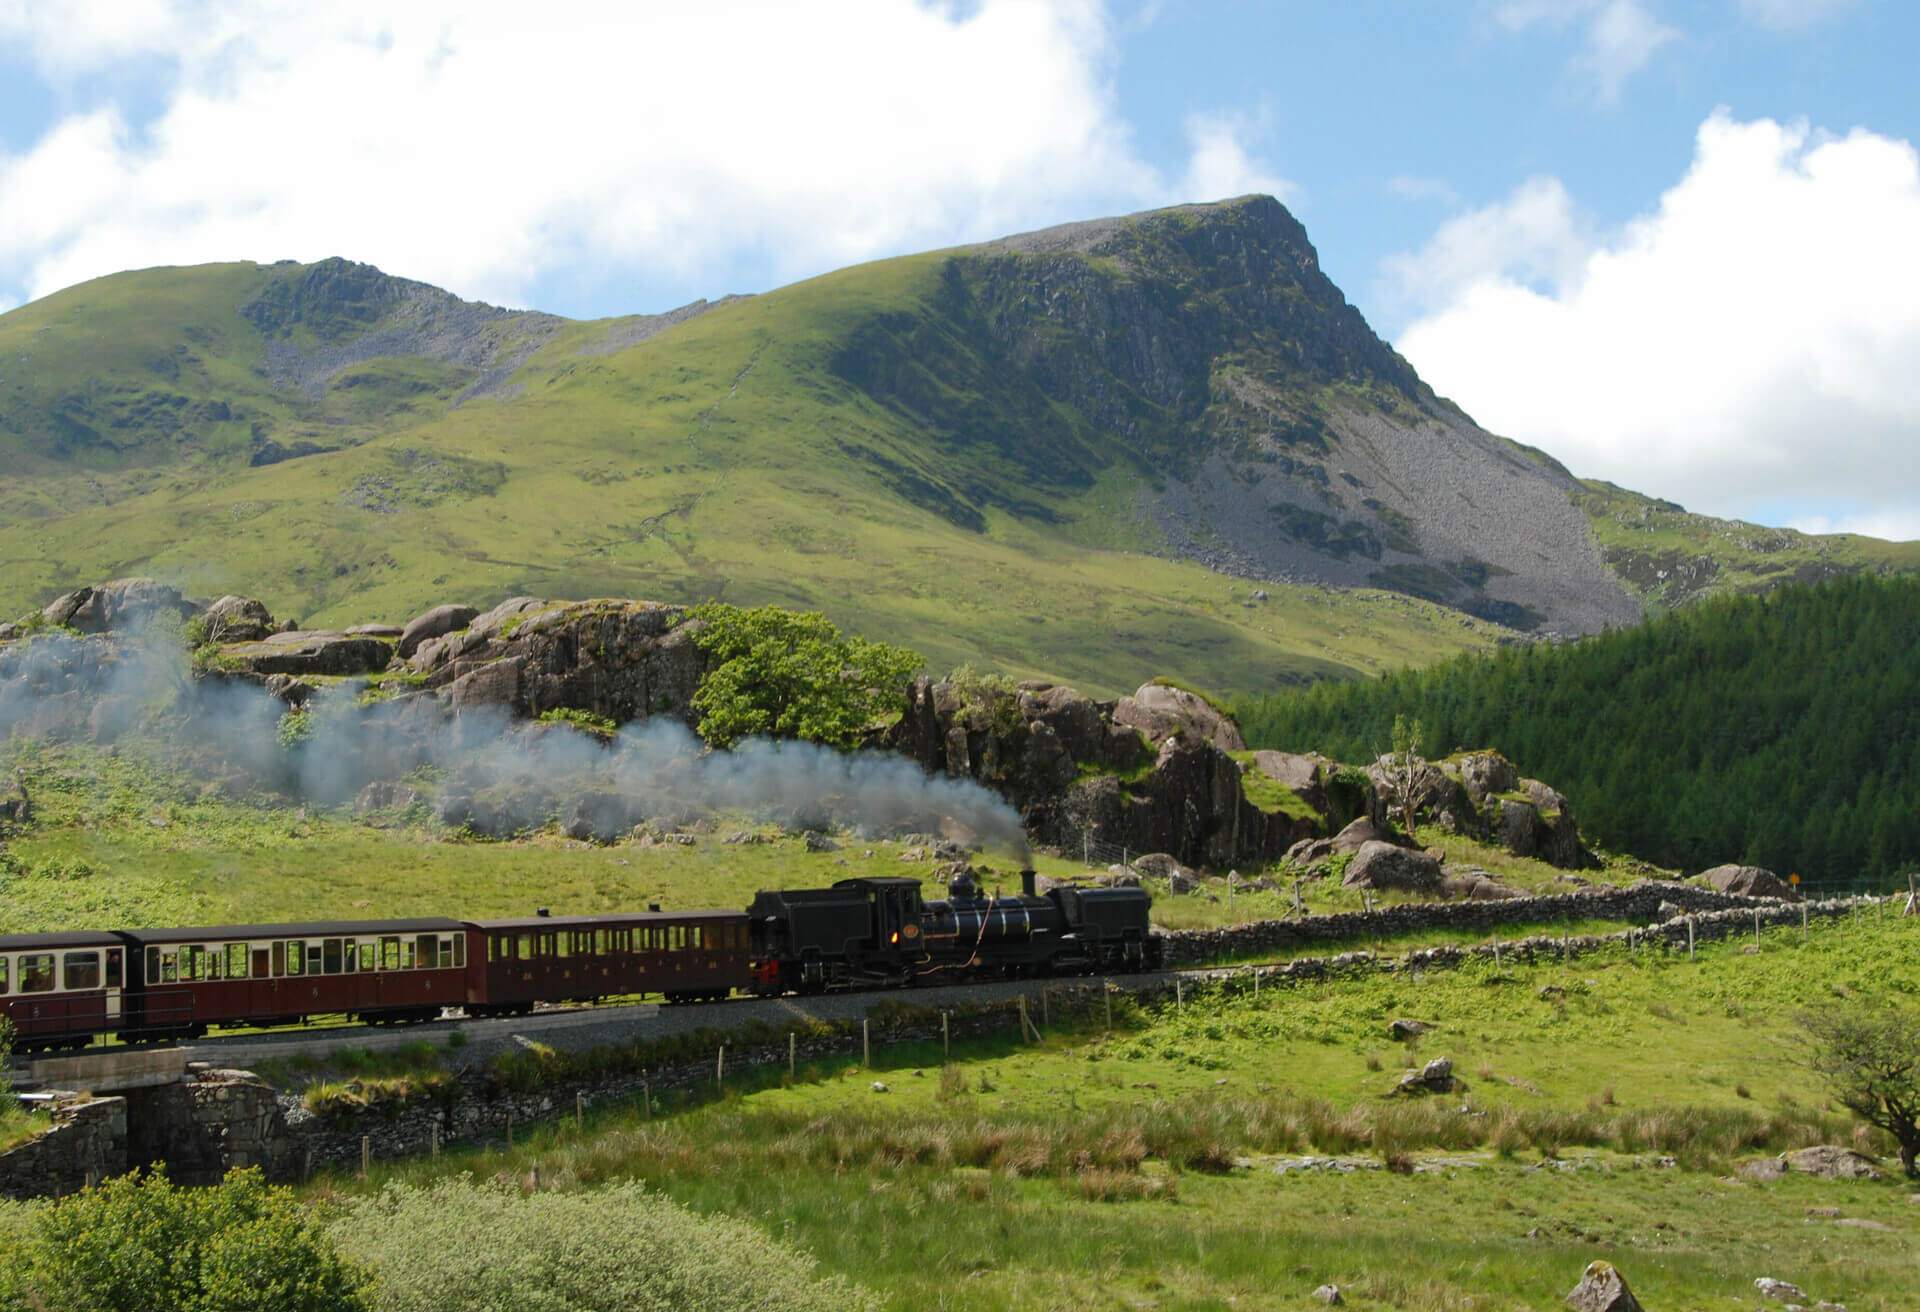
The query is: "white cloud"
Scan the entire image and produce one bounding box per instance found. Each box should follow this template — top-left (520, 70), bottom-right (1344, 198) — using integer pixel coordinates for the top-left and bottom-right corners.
top-left (1737, 0), bottom-right (1855, 31)
top-left (1177, 111), bottom-right (1293, 204)
top-left (1385, 175), bottom-right (1460, 206)
top-left (1789, 509), bottom-right (1920, 542)
top-left (0, 0), bottom-right (1290, 310)
top-left (1392, 112), bottom-right (1920, 540)
top-left (1493, 0), bottom-right (1680, 104)
top-left (1380, 175), bottom-right (1589, 316)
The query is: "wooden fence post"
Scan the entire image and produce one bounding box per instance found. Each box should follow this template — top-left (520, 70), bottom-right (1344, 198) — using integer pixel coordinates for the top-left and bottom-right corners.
top-left (1687, 918), bottom-right (1696, 961)
top-left (942, 1012), bottom-right (950, 1061)
top-left (359, 1136), bottom-right (370, 1180)
top-left (789, 1031), bottom-right (797, 1078)
top-left (1802, 903), bottom-right (1810, 936)
top-left (716, 1044), bottom-right (725, 1092)
top-left (1753, 909), bottom-right (1762, 948)
top-left (1175, 978), bottom-right (1183, 1012)
top-left (1103, 982), bottom-right (1112, 1033)
top-left (1041, 988), bottom-right (1050, 1029)
top-left (576, 1091), bottom-right (585, 1129)
top-left (431, 1124), bottom-right (440, 1159)
top-left (642, 1080), bottom-right (651, 1119)
top-left (862, 1019), bottom-right (870, 1067)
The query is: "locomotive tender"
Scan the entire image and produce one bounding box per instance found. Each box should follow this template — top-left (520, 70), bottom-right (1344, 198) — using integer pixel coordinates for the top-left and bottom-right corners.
top-left (0, 872), bottom-right (1154, 1053)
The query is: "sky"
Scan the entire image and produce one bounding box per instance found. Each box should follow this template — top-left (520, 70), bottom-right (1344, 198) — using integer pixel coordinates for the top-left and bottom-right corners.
top-left (0, 0), bottom-right (1916, 538)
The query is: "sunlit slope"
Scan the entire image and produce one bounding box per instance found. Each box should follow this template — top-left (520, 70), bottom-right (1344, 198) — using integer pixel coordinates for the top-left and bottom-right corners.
top-left (0, 249), bottom-right (1502, 696)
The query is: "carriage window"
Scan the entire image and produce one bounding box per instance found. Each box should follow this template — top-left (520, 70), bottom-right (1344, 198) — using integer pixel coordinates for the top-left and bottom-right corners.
top-left (251, 947), bottom-right (270, 980)
top-left (20, 954), bottom-right (55, 994)
top-left (306, 944), bottom-right (322, 974)
top-left (286, 941), bottom-right (305, 976)
top-left (161, 949), bottom-right (179, 984)
top-left (106, 949), bottom-right (123, 988)
top-left (401, 938), bottom-right (416, 969)
top-left (555, 932), bottom-right (570, 960)
top-left (227, 944), bottom-right (249, 978)
top-left (322, 939), bottom-right (343, 974)
top-left (380, 937), bottom-right (400, 971)
top-left (181, 945), bottom-right (204, 981)
top-left (518, 934), bottom-right (533, 960)
top-left (205, 945), bottom-right (224, 981)
top-left (453, 935), bottom-right (466, 968)
top-left (0, 956), bottom-right (9, 995)
top-left (63, 952), bottom-right (101, 991)
top-left (418, 934), bottom-right (438, 968)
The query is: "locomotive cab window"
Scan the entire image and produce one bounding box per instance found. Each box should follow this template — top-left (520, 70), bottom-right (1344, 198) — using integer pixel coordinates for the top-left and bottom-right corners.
top-left (63, 952), bottom-right (101, 991)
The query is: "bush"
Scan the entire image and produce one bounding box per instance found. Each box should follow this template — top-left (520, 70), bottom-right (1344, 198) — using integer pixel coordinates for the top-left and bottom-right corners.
top-left (329, 1177), bottom-right (876, 1312)
top-left (8, 1168), bottom-right (369, 1312)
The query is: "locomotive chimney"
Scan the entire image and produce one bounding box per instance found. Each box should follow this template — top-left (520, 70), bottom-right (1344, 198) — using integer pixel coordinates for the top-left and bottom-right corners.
top-left (1021, 868), bottom-right (1037, 898)
top-left (536, 907), bottom-right (551, 918)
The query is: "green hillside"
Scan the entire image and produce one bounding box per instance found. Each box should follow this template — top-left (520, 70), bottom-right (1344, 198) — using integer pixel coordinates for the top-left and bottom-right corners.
top-left (1236, 574), bottom-right (1920, 884)
top-left (0, 208), bottom-right (1521, 698)
top-left (4, 197), bottom-right (1915, 697)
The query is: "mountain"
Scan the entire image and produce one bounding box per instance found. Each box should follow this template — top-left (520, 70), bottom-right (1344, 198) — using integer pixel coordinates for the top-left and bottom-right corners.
top-left (1, 196), bottom-right (1913, 695)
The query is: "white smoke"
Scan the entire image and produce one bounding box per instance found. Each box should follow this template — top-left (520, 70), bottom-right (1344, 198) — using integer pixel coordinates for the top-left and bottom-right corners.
top-left (0, 628), bottom-right (1030, 859)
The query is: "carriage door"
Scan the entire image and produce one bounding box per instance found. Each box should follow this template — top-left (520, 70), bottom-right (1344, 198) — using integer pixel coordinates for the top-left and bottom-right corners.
top-left (104, 948), bottom-right (124, 1022)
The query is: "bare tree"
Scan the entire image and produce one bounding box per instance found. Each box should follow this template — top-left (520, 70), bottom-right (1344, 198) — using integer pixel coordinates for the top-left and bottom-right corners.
top-left (1387, 713), bottom-right (1427, 841)
top-left (1799, 1003), bottom-right (1920, 1178)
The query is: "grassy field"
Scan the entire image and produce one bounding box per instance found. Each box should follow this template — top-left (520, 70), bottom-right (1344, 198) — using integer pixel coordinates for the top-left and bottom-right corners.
top-left (311, 911), bottom-right (1920, 1311)
top-left (0, 741), bottom-right (1658, 936)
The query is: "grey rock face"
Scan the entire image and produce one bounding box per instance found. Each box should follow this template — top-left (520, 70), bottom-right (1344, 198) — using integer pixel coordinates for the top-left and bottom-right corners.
top-left (42, 579), bottom-right (197, 633)
top-left (398, 603), bottom-right (480, 659)
top-left (220, 630), bottom-right (393, 677)
top-left (1343, 841), bottom-right (1443, 892)
top-left (1782, 1145), bottom-right (1883, 1180)
top-left (1564, 1261), bottom-right (1643, 1312)
top-left (202, 594), bottom-right (278, 642)
top-left (1112, 682), bottom-right (1246, 751)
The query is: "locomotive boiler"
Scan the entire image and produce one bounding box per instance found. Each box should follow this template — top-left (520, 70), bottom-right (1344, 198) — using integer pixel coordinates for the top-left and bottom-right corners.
top-left (747, 869), bottom-right (1158, 995)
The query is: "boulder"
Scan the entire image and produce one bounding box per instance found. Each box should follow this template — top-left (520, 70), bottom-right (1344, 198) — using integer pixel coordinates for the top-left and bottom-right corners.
top-left (1331, 815), bottom-right (1392, 852)
top-left (1394, 1057), bottom-right (1457, 1095)
top-left (346, 624), bottom-right (404, 639)
top-left (397, 604), bottom-right (480, 659)
top-left (804, 832), bottom-right (840, 853)
top-left (1448, 751), bottom-right (1519, 810)
top-left (0, 771), bottom-right (29, 826)
top-left (353, 781), bottom-right (421, 816)
top-left (42, 579), bottom-right (196, 633)
top-left (1783, 1145), bottom-right (1882, 1180)
top-left (1342, 841), bottom-right (1442, 893)
top-left (1564, 1261), bottom-right (1643, 1312)
top-left (200, 595), bottom-right (278, 642)
top-left (1755, 1278), bottom-right (1806, 1304)
top-left (1700, 864), bottom-right (1799, 901)
top-left (1111, 682), bottom-right (1246, 751)
top-left (448, 657), bottom-right (524, 714)
top-left (1387, 1019), bottom-right (1432, 1041)
top-left (1249, 750), bottom-right (1328, 808)
top-left (218, 631), bottom-right (392, 677)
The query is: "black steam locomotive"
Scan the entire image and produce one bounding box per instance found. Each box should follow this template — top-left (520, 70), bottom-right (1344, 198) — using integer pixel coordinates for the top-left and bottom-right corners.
top-left (746, 869), bottom-right (1159, 995)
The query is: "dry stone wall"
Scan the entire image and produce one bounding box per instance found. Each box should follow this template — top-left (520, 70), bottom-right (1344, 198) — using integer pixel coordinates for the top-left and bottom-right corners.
top-left (0, 1097), bottom-right (126, 1200)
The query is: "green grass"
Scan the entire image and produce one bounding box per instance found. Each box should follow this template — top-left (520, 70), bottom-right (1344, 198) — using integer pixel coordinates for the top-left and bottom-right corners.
top-left (314, 911), bottom-right (1920, 1311)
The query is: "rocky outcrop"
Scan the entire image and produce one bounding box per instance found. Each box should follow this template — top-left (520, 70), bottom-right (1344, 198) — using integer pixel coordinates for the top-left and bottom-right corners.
top-left (200, 594), bottom-right (279, 642)
top-left (403, 597), bottom-right (705, 724)
top-left (40, 579), bottom-right (198, 633)
top-left (397, 603), bottom-right (479, 659)
top-left (0, 770), bottom-right (29, 827)
top-left (0, 1098), bottom-right (126, 1201)
top-left (218, 629), bottom-right (394, 677)
top-left (1781, 1145), bottom-right (1883, 1180)
top-left (1112, 682), bottom-right (1246, 751)
top-left (1699, 864), bottom-right (1799, 901)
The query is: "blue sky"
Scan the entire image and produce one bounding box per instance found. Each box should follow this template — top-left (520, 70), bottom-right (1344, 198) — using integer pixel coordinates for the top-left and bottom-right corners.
top-left (1, 1), bottom-right (1916, 536)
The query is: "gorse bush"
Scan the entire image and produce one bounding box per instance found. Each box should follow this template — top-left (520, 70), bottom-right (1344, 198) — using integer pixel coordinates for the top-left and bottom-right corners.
top-left (328, 1176), bottom-right (876, 1312)
top-left (2, 1169), bottom-right (369, 1312)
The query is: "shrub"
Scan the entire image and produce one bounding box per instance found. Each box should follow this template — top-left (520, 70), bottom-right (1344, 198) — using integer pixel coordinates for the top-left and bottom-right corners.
top-left (688, 603), bottom-right (920, 749)
top-left (8, 1168), bottom-right (369, 1312)
top-left (329, 1177), bottom-right (876, 1312)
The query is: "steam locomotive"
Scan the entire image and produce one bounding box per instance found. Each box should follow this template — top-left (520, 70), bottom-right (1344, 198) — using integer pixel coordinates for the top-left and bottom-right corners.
top-left (1, 872), bottom-right (1156, 1053)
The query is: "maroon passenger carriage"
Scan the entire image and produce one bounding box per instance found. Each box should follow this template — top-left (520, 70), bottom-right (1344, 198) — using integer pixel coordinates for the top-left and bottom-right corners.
top-left (123, 918), bottom-right (474, 1037)
top-left (1, 930), bottom-right (128, 1051)
top-left (470, 910), bottom-right (751, 1011)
